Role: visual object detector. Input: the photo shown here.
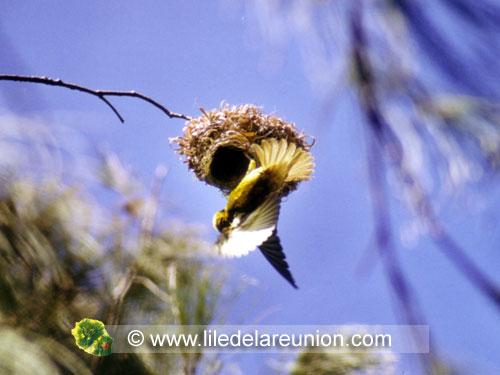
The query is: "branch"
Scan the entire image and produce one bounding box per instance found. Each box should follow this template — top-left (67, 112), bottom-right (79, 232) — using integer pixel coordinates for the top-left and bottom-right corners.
top-left (350, 3), bottom-right (500, 313)
top-left (351, 6), bottom-right (435, 373)
top-left (366, 134), bottom-right (434, 374)
top-left (0, 74), bottom-right (192, 123)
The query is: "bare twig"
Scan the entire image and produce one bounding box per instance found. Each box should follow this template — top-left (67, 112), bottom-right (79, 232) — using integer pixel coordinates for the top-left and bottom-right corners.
top-left (0, 74), bottom-right (192, 122)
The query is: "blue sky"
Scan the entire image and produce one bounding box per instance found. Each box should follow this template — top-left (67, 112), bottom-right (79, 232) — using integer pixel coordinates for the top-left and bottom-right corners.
top-left (1, 2), bottom-right (499, 373)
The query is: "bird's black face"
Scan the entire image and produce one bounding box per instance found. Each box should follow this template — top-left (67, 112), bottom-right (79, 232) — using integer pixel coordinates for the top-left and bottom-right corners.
top-left (213, 210), bottom-right (231, 233)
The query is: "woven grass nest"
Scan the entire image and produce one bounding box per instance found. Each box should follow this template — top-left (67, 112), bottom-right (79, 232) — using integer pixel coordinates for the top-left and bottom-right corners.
top-left (170, 104), bottom-right (314, 194)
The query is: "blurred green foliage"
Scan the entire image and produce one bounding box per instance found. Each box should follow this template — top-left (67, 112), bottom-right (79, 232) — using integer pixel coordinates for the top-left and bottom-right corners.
top-left (272, 330), bottom-right (397, 375)
top-left (290, 350), bottom-right (395, 375)
top-left (0, 151), bottom-right (230, 375)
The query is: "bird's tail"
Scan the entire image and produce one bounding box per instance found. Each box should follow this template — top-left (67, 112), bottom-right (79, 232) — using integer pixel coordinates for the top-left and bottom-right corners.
top-left (251, 138), bottom-right (314, 182)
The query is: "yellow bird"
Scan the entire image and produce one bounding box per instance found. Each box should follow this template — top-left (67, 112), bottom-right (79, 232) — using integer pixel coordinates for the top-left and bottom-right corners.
top-left (213, 138), bottom-right (314, 288)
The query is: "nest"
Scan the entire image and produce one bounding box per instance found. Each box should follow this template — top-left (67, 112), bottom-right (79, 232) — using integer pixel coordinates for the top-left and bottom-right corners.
top-left (170, 104), bottom-right (314, 193)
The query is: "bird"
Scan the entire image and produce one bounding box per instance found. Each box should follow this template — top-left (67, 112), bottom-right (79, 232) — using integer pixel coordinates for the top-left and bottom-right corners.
top-left (213, 138), bottom-right (314, 288)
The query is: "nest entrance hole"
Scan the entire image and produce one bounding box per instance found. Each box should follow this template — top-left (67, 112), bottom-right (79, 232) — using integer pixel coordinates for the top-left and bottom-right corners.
top-left (209, 146), bottom-right (250, 189)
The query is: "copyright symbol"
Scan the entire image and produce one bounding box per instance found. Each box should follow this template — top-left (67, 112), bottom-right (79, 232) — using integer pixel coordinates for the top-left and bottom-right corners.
top-left (127, 330), bottom-right (145, 347)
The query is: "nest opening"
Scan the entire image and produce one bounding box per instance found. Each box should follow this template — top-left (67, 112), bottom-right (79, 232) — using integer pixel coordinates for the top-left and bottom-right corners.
top-left (209, 146), bottom-right (250, 189)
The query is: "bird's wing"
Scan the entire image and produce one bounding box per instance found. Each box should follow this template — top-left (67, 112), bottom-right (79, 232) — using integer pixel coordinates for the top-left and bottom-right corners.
top-left (251, 138), bottom-right (314, 183)
top-left (258, 230), bottom-right (298, 289)
top-left (216, 196), bottom-right (280, 258)
top-left (239, 195), bottom-right (280, 231)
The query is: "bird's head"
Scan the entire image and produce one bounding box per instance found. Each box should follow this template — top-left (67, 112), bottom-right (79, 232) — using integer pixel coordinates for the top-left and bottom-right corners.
top-left (213, 210), bottom-right (231, 233)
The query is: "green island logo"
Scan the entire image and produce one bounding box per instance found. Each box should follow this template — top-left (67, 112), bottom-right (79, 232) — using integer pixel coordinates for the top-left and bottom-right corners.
top-left (71, 318), bottom-right (114, 356)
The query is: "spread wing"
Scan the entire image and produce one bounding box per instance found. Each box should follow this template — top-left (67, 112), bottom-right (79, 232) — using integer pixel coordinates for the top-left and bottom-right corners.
top-left (258, 230), bottom-right (298, 289)
top-left (216, 196), bottom-right (280, 258)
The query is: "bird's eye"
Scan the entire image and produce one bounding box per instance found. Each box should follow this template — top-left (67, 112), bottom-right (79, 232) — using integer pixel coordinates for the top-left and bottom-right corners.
top-left (213, 211), bottom-right (231, 232)
top-left (218, 217), bottom-right (230, 230)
